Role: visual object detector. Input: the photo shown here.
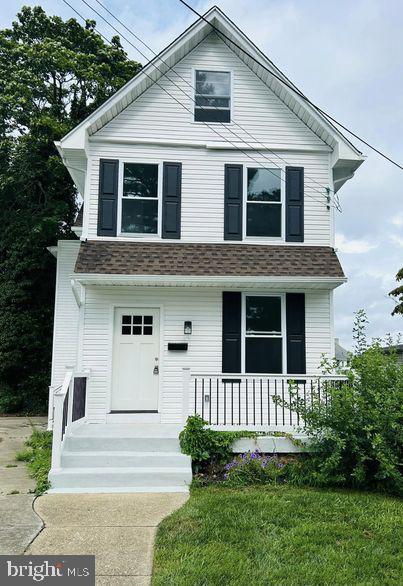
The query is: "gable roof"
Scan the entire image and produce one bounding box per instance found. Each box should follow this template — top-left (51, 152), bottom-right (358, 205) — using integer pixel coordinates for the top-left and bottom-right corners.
top-left (58, 6), bottom-right (363, 169)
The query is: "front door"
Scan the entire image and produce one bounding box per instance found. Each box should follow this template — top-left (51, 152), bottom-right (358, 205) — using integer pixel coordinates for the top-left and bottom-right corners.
top-left (111, 308), bottom-right (160, 412)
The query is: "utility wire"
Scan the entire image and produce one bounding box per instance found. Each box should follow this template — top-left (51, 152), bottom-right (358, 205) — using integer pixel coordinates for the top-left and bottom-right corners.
top-left (75, 0), bottom-right (338, 210)
top-left (62, 0), bottom-right (339, 210)
top-left (91, 0), bottom-right (338, 207)
top-left (178, 0), bottom-right (403, 171)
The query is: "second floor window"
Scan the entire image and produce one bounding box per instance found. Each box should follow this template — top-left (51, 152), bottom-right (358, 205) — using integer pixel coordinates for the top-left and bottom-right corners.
top-left (121, 163), bottom-right (159, 234)
top-left (195, 70), bottom-right (231, 123)
top-left (246, 168), bottom-right (282, 238)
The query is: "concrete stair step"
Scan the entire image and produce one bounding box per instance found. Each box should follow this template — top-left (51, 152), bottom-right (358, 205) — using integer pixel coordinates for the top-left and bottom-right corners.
top-left (61, 450), bottom-right (191, 468)
top-left (49, 466), bottom-right (192, 490)
top-left (64, 436), bottom-right (181, 453)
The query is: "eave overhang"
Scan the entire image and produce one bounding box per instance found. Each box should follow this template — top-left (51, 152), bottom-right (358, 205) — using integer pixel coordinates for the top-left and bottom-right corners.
top-left (72, 273), bottom-right (346, 290)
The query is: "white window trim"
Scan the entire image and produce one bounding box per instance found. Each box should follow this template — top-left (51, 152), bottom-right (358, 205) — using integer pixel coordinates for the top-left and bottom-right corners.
top-left (243, 166), bottom-right (285, 242)
top-left (117, 160), bottom-right (163, 238)
top-left (241, 292), bottom-right (287, 375)
top-left (192, 67), bottom-right (234, 124)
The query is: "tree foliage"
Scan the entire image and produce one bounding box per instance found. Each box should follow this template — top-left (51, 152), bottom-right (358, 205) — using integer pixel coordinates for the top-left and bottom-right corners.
top-left (0, 6), bottom-right (140, 413)
top-left (389, 267), bottom-right (403, 316)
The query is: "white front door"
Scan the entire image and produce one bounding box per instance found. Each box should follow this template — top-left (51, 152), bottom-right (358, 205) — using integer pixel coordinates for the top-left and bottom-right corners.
top-left (111, 308), bottom-right (160, 412)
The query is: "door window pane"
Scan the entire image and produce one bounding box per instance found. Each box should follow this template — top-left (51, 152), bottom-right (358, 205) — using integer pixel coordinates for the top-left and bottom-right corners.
top-left (247, 202), bottom-right (281, 237)
top-left (246, 338), bottom-right (282, 373)
top-left (246, 297), bottom-right (282, 334)
top-left (121, 199), bottom-right (158, 234)
top-left (123, 163), bottom-right (158, 198)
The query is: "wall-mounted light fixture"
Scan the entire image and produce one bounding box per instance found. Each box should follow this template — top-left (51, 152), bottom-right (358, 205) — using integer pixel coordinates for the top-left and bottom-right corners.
top-left (184, 321), bottom-right (192, 335)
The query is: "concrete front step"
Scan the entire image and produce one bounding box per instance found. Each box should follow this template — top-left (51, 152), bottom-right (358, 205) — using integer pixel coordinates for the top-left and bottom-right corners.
top-left (49, 466), bottom-right (192, 490)
top-left (61, 450), bottom-right (191, 469)
top-left (64, 436), bottom-right (181, 452)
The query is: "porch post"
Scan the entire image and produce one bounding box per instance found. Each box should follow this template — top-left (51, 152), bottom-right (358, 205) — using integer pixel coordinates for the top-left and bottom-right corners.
top-left (181, 368), bottom-right (191, 425)
top-left (47, 386), bottom-right (54, 431)
top-left (51, 391), bottom-right (64, 470)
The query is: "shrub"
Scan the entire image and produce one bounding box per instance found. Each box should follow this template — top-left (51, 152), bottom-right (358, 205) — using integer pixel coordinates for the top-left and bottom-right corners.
top-left (16, 429), bottom-right (52, 494)
top-left (179, 414), bottom-right (257, 472)
top-left (282, 311), bottom-right (403, 495)
top-left (223, 451), bottom-right (287, 486)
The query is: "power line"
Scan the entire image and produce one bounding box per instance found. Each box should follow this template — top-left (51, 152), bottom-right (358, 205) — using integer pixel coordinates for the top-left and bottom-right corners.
top-left (91, 0), bottom-right (338, 206)
top-left (178, 0), bottom-right (403, 172)
top-left (71, 0), bottom-right (338, 210)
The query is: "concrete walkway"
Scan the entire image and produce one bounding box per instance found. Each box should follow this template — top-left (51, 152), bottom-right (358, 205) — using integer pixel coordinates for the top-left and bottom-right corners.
top-left (27, 493), bottom-right (189, 585)
top-left (0, 416), bottom-right (47, 554)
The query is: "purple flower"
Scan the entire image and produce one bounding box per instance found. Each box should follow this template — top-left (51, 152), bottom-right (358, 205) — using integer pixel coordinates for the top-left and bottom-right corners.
top-left (223, 473), bottom-right (228, 480)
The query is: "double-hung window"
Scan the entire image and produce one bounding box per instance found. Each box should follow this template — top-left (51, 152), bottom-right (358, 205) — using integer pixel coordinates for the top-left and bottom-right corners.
top-left (121, 163), bottom-right (159, 234)
top-left (194, 70), bottom-right (231, 123)
top-left (245, 295), bottom-right (284, 374)
top-left (246, 168), bottom-right (282, 237)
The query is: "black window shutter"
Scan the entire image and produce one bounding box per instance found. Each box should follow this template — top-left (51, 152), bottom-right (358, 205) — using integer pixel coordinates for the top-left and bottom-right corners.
top-left (286, 293), bottom-right (306, 374)
top-left (162, 162), bottom-right (182, 239)
top-left (222, 292), bottom-right (242, 373)
top-left (286, 167), bottom-right (304, 242)
top-left (224, 164), bottom-right (243, 240)
top-left (97, 159), bottom-right (119, 236)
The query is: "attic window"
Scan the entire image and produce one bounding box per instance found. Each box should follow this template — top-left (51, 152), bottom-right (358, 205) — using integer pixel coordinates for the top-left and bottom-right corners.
top-left (194, 70), bottom-right (231, 123)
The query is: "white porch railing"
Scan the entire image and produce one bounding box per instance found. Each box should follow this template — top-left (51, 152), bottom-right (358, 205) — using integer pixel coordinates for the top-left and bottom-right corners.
top-left (185, 372), bottom-right (347, 430)
top-left (50, 369), bottom-right (89, 470)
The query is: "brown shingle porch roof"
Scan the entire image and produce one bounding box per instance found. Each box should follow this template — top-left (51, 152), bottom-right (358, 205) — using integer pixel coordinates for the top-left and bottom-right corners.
top-left (74, 241), bottom-right (344, 278)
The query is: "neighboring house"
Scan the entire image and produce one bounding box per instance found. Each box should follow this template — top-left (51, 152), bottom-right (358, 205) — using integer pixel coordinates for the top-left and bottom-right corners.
top-left (335, 338), bottom-right (350, 367)
top-left (47, 7), bottom-right (364, 492)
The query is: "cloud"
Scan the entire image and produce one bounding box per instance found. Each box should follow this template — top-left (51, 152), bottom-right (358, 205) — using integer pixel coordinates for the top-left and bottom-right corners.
top-left (391, 212), bottom-right (403, 228)
top-left (390, 234), bottom-right (403, 247)
top-left (336, 233), bottom-right (377, 254)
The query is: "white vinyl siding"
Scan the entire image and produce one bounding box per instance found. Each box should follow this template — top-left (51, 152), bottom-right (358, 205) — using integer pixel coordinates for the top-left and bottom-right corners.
top-left (50, 241), bottom-right (81, 389)
top-left (79, 286), bottom-right (332, 424)
top-left (86, 143), bottom-right (331, 245)
top-left (95, 34), bottom-right (325, 147)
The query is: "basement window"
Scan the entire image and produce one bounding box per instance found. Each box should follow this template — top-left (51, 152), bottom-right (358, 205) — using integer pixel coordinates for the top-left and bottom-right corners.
top-left (194, 70), bottom-right (231, 123)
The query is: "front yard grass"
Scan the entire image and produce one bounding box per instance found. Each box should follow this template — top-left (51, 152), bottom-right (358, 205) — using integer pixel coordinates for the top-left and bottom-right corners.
top-left (153, 485), bottom-right (403, 586)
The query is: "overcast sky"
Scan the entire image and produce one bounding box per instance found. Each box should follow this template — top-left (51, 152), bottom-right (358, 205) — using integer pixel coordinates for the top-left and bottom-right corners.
top-left (3, 0), bottom-right (403, 348)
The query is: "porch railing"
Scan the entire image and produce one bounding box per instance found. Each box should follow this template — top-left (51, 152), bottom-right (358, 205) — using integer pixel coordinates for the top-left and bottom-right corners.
top-left (50, 369), bottom-right (89, 470)
top-left (188, 373), bottom-right (347, 429)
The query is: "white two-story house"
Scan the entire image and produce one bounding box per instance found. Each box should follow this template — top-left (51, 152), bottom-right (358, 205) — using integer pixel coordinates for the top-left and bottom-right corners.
top-left (47, 6), bottom-right (364, 492)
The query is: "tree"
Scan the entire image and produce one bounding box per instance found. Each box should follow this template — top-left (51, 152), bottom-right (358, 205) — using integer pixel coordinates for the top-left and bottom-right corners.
top-left (389, 268), bottom-right (403, 316)
top-left (0, 6), bottom-right (141, 413)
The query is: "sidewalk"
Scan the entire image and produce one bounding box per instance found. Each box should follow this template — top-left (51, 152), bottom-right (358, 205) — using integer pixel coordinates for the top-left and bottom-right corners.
top-left (0, 416), bottom-right (47, 554)
top-left (27, 493), bottom-right (188, 585)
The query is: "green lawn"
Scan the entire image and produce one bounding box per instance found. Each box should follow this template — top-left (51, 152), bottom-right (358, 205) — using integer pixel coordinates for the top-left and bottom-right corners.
top-left (153, 485), bottom-right (403, 586)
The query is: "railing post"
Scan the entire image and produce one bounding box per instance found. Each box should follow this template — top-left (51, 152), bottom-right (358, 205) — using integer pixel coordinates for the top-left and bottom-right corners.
top-left (181, 368), bottom-right (191, 425)
top-left (47, 385), bottom-right (54, 431)
top-left (51, 391), bottom-right (64, 471)
top-left (66, 377), bottom-right (74, 434)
